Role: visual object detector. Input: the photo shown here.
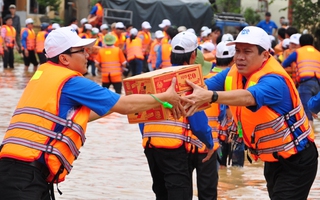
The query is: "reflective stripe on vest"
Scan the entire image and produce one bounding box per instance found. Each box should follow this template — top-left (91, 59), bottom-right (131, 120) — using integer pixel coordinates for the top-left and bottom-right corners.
top-left (36, 31), bottom-right (46, 53)
top-left (26, 29), bottom-right (36, 50)
top-left (3, 25), bottom-right (16, 47)
top-left (126, 38), bottom-right (144, 61)
top-left (296, 45), bottom-right (320, 82)
top-left (100, 61), bottom-right (122, 74)
top-left (161, 43), bottom-right (172, 68)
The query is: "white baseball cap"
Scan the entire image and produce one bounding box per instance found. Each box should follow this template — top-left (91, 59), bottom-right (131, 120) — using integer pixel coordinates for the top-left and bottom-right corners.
top-left (216, 41), bottom-right (235, 59)
top-left (115, 22), bottom-right (125, 29)
top-left (130, 28), bottom-right (138, 36)
top-left (155, 30), bottom-right (164, 39)
top-left (201, 29), bottom-right (211, 38)
top-left (70, 24), bottom-right (78, 30)
top-left (25, 18), bottom-right (34, 25)
top-left (282, 38), bottom-right (290, 49)
top-left (44, 27), bottom-right (96, 58)
top-left (52, 23), bottom-right (60, 30)
top-left (221, 33), bottom-right (234, 42)
top-left (171, 31), bottom-right (198, 54)
top-left (80, 18), bottom-right (88, 25)
top-left (290, 33), bottom-right (301, 45)
top-left (201, 42), bottom-right (215, 52)
top-left (186, 28), bottom-right (195, 34)
top-left (178, 26), bottom-right (187, 32)
top-left (142, 21), bottom-right (152, 29)
top-left (92, 27), bottom-right (99, 34)
top-left (201, 26), bottom-right (209, 32)
top-left (159, 19), bottom-right (171, 28)
top-left (100, 24), bottom-right (109, 31)
top-left (227, 26), bottom-right (270, 51)
top-left (84, 23), bottom-right (92, 30)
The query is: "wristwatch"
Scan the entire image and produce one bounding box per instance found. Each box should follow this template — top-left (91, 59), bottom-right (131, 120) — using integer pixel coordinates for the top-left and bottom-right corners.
top-left (210, 91), bottom-right (218, 103)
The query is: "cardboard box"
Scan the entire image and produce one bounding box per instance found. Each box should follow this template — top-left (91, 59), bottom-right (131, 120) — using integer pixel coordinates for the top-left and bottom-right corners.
top-left (123, 64), bottom-right (210, 123)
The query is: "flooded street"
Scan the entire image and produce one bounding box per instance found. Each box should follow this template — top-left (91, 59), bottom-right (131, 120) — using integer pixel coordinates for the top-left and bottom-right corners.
top-left (0, 64), bottom-right (319, 200)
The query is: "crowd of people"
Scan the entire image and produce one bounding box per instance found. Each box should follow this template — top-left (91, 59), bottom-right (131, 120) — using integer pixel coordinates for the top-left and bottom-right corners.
top-left (0, 2), bottom-right (319, 199)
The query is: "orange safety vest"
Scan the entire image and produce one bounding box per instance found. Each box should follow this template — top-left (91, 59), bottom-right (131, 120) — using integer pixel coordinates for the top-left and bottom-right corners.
top-left (95, 3), bottom-right (103, 18)
top-left (142, 118), bottom-right (203, 150)
top-left (97, 46), bottom-right (123, 82)
top-left (21, 28), bottom-right (36, 50)
top-left (203, 52), bottom-right (216, 63)
top-left (161, 31), bottom-right (169, 44)
top-left (283, 48), bottom-right (297, 84)
top-left (0, 63), bottom-right (90, 183)
top-left (125, 37), bottom-right (144, 61)
top-left (296, 45), bottom-right (320, 82)
top-left (79, 32), bottom-right (91, 39)
top-left (160, 43), bottom-right (172, 68)
top-left (111, 31), bottom-right (126, 49)
top-left (36, 30), bottom-right (47, 53)
top-left (225, 56), bottom-right (314, 162)
top-left (148, 40), bottom-right (161, 69)
top-left (0, 36), bottom-right (4, 55)
top-left (137, 31), bottom-right (152, 55)
top-left (2, 25), bottom-right (16, 47)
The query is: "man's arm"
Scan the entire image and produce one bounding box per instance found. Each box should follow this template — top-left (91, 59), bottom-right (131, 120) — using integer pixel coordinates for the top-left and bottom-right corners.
top-left (282, 52), bottom-right (297, 68)
top-left (308, 91), bottom-right (320, 114)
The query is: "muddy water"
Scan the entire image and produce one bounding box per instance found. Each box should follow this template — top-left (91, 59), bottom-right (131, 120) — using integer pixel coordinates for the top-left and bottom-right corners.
top-left (0, 65), bottom-right (319, 200)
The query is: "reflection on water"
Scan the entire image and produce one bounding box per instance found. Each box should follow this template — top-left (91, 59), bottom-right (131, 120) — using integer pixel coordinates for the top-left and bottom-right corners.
top-left (0, 65), bottom-right (319, 200)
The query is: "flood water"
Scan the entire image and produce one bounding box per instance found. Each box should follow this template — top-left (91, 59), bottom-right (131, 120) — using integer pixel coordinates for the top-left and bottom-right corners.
top-left (0, 64), bottom-right (319, 200)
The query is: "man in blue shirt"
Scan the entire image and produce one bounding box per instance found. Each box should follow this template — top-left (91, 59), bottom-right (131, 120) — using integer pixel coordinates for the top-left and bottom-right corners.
top-left (183, 26), bottom-right (318, 200)
top-left (257, 12), bottom-right (278, 35)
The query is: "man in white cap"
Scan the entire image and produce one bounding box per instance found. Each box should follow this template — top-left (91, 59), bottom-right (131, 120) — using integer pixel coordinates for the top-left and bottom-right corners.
top-left (140, 31), bottom-right (215, 200)
top-left (100, 24), bottom-right (109, 36)
top-left (21, 18), bottom-right (38, 71)
top-left (138, 21), bottom-right (152, 72)
top-left (282, 34), bottom-right (320, 127)
top-left (159, 19), bottom-right (171, 43)
top-left (111, 22), bottom-right (126, 50)
top-left (148, 30), bottom-right (163, 70)
top-left (79, 18), bottom-right (88, 34)
top-left (184, 26), bottom-right (318, 200)
top-left (0, 26), bottom-right (187, 199)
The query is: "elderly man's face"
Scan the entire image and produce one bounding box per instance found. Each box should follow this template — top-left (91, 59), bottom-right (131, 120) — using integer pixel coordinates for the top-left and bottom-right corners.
top-left (234, 43), bottom-right (269, 78)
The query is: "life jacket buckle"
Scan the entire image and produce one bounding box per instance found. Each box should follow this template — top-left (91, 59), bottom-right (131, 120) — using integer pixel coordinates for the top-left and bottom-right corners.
top-left (290, 124), bottom-right (295, 132)
top-left (65, 119), bottom-right (73, 129)
top-left (294, 139), bottom-right (300, 146)
top-left (284, 113), bottom-right (290, 121)
top-left (186, 136), bottom-right (191, 143)
top-left (55, 132), bottom-right (63, 141)
top-left (45, 145), bottom-right (54, 153)
top-left (249, 148), bottom-right (258, 155)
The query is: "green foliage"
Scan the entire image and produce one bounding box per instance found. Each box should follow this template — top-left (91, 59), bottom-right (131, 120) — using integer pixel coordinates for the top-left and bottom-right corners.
top-left (36, 0), bottom-right (61, 12)
top-left (243, 7), bottom-right (261, 26)
top-left (91, 0), bottom-right (99, 7)
top-left (211, 0), bottom-right (241, 14)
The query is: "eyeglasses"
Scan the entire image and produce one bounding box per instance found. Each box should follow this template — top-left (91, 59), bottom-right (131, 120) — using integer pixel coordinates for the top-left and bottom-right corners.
top-left (64, 48), bottom-right (86, 55)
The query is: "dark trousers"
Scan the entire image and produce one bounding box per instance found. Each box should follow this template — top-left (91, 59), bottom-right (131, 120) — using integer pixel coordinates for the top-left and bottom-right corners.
top-left (188, 151), bottom-right (218, 200)
top-left (0, 159), bottom-right (51, 200)
top-left (3, 47), bottom-right (14, 68)
top-left (23, 50), bottom-right (39, 67)
top-left (264, 142), bottom-right (318, 200)
top-left (129, 58), bottom-right (143, 76)
top-left (102, 82), bottom-right (122, 94)
top-left (87, 59), bottom-right (96, 76)
top-left (144, 145), bottom-right (191, 200)
top-left (37, 52), bottom-right (47, 64)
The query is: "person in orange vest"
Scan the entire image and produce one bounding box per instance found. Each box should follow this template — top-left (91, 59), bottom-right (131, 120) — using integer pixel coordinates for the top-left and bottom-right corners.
top-left (282, 34), bottom-right (320, 127)
top-left (36, 22), bottom-right (49, 64)
top-left (158, 19), bottom-right (171, 44)
top-left (100, 24), bottom-right (108, 36)
top-left (282, 33), bottom-right (300, 84)
top-left (155, 27), bottom-right (178, 69)
top-left (200, 42), bottom-right (216, 63)
top-left (111, 22), bottom-right (126, 50)
top-left (78, 18), bottom-right (88, 34)
top-left (184, 26), bottom-right (318, 200)
top-left (95, 34), bottom-right (127, 94)
top-left (1, 15), bottom-right (16, 69)
top-left (87, 27), bottom-right (101, 76)
top-left (139, 31), bottom-right (215, 200)
top-left (148, 30), bottom-right (164, 71)
top-left (0, 26), bottom-right (186, 200)
top-left (125, 28), bottom-right (144, 76)
top-left (87, 0), bottom-right (103, 27)
top-left (21, 18), bottom-right (38, 71)
top-left (138, 21), bottom-right (152, 72)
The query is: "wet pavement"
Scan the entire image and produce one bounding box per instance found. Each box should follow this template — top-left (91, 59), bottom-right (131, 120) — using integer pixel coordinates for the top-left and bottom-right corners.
top-left (0, 64), bottom-right (319, 200)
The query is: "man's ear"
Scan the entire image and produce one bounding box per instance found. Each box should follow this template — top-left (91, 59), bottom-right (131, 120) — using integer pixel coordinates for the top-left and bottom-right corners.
top-left (59, 54), bottom-right (69, 66)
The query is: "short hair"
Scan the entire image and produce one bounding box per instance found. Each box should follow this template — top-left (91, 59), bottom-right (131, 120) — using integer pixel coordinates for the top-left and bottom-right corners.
top-left (286, 27), bottom-right (298, 37)
top-left (211, 26), bottom-right (222, 33)
top-left (170, 46), bottom-right (197, 65)
top-left (280, 16), bottom-right (285, 20)
top-left (165, 27), bottom-right (178, 40)
top-left (278, 28), bottom-right (286, 39)
top-left (257, 45), bottom-right (266, 55)
top-left (46, 48), bottom-right (72, 64)
top-left (216, 57), bottom-right (234, 66)
top-left (265, 12), bottom-right (271, 17)
top-left (299, 34), bottom-right (314, 46)
top-left (69, 17), bottom-right (77, 24)
top-left (216, 34), bottom-right (223, 44)
top-left (126, 24), bottom-right (133, 29)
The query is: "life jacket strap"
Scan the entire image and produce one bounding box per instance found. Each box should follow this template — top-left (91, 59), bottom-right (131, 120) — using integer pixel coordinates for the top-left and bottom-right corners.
top-left (145, 121), bottom-right (190, 129)
top-left (13, 107), bottom-right (86, 145)
top-left (8, 122), bottom-right (80, 158)
top-left (2, 137), bottom-right (73, 172)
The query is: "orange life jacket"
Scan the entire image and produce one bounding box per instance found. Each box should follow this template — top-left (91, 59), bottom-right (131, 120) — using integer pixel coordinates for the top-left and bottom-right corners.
top-left (95, 3), bottom-right (103, 18)
top-left (2, 25), bottom-right (16, 47)
top-left (160, 43), bottom-right (172, 68)
top-left (0, 36), bottom-right (4, 55)
top-left (97, 46), bottom-right (123, 81)
top-left (125, 37), bottom-right (144, 61)
top-left (225, 56), bottom-right (314, 162)
top-left (79, 32), bottom-right (91, 39)
top-left (283, 48), bottom-right (297, 84)
top-left (111, 31), bottom-right (126, 49)
top-left (21, 28), bottom-right (36, 50)
top-left (296, 45), bottom-right (320, 82)
top-left (137, 31), bottom-right (152, 55)
top-left (142, 118), bottom-right (203, 150)
top-left (148, 40), bottom-right (161, 69)
top-left (203, 52), bottom-right (216, 63)
top-left (161, 32), bottom-right (169, 44)
top-left (0, 63), bottom-right (90, 183)
top-left (36, 30), bottom-right (47, 53)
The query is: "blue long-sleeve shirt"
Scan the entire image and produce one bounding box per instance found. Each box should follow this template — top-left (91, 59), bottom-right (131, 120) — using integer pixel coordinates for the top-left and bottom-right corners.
top-left (21, 29), bottom-right (28, 49)
top-left (282, 51), bottom-right (297, 69)
top-left (155, 45), bottom-right (162, 69)
top-left (308, 91), bottom-right (320, 114)
top-left (90, 5), bottom-right (98, 15)
top-left (139, 110), bottom-right (214, 149)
